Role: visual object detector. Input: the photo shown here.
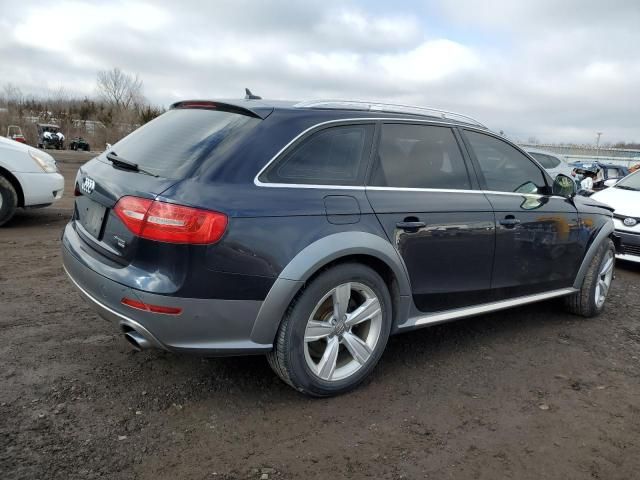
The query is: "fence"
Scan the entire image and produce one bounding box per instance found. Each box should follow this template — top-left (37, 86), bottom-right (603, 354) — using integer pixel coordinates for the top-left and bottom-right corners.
top-left (519, 144), bottom-right (640, 167)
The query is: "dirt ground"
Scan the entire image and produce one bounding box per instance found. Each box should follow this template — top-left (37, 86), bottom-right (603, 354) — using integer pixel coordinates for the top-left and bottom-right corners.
top-left (1, 150), bottom-right (640, 479)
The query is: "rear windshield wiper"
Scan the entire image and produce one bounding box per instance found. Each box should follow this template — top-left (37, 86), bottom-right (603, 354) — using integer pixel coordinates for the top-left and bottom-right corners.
top-left (106, 151), bottom-right (159, 177)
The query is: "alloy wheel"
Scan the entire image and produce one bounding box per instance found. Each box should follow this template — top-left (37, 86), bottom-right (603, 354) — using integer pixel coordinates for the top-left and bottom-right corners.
top-left (303, 282), bottom-right (383, 382)
top-left (594, 250), bottom-right (614, 308)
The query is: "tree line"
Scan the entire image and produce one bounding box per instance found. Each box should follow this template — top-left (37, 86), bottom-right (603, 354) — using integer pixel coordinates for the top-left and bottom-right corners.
top-left (0, 68), bottom-right (164, 150)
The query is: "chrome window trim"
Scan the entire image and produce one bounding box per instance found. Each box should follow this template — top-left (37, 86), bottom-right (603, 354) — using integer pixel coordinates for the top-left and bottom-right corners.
top-left (253, 117), bottom-right (566, 201)
top-left (366, 186), bottom-right (483, 194)
top-left (254, 183), bottom-right (366, 190)
top-left (400, 287), bottom-right (577, 329)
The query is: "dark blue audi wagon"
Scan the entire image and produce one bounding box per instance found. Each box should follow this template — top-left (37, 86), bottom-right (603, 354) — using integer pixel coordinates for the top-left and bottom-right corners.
top-left (63, 98), bottom-right (617, 396)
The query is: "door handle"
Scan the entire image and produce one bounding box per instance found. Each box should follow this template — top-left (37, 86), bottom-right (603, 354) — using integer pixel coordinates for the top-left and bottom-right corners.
top-left (499, 216), bottom-right (521, 228)
top-left (396, 221), bottom-right (426, 231)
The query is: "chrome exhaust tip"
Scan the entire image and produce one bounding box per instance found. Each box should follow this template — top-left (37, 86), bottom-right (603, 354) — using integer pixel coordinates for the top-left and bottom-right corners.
top-left (123, 330), bottom-right (152, 351)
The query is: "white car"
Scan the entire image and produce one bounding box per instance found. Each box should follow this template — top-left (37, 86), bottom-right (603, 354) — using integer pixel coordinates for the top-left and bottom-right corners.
top-left (591, 169), bottom-right (640, 263)
top-left (525, 148), bottom-right (574, 178)
top-left (0, 136), bottom-right (65, 226)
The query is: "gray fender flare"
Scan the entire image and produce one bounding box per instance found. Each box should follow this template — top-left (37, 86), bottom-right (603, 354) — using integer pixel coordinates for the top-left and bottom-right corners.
top-left (573, 219), bottom-right (614, 289)
top-left (250, 231), bottom-right (411, 345)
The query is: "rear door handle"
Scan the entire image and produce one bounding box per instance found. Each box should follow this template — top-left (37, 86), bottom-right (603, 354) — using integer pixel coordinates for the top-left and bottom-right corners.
top-left (499, 216), bottom-right (521, 228)
top-left (396, 221), bottom-right (426, 231)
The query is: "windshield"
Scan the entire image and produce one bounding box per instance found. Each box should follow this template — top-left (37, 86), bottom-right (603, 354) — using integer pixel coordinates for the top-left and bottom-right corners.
top-left (106, 108), bottom-right (260, 178)
top-left (614, 170), bottom-right (640, 191)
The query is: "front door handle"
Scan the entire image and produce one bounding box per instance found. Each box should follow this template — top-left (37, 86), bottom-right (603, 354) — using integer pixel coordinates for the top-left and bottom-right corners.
top-left (396, 221), bottom-right (426, 231)
top-left (499, 216), bottom-right (521, 228)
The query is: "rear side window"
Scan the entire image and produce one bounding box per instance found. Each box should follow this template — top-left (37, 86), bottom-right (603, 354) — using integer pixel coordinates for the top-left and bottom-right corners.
top-left (369, 124), bottom-right (471, 190)
top-left (107, 108), bottom-right (260, 179)
top-left (260, 124), bottom-right (374, 185)
top-left (606, 167), bottom-right (622, 178)
top-left (465, 130), bottom-right (547, 194)
top-left (530, 152), bottom-right (561, 169)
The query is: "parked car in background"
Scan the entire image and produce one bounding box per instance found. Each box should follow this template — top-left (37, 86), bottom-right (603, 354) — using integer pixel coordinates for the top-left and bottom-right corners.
top-left (570, 161), bottom-right (629, 191)
top-left (592, 169), bottom-right (640, 263)
top-left (37, 123), bottom-right (65, 150)
top-left (62, 98), bottom-right (617, 396)
top-left (69, 137), bottom-right (91, 151)
top-left (525, 148), bottom-right (573, 178)
top-left (0, 136), bottom-right (65, 226)
top-left (6, 125), bottom-right (26, 144)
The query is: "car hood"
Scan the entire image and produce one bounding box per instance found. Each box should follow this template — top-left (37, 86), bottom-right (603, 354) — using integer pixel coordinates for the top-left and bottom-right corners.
top-left (591, 187), bottom-right (640, 217)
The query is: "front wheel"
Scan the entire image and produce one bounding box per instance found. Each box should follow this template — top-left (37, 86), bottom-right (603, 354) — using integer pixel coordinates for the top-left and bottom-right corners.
top-left (564, 239), bottom-right (615, 317)
top-left (267, 263), bottom-right (392, 397)
top-left (0, 176), bottom-right (19, 227)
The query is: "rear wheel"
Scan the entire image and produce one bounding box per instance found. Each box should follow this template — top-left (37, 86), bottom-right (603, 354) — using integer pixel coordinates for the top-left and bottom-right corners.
top-left (267, 263), bottom-right (392, 397)
top-left (0, 176), bottom-right (18, 227)
top-left (564, 239), bottom-right (615, 317)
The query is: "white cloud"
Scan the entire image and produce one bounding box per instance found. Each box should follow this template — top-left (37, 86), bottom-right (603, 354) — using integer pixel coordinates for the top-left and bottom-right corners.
top-left (0, 0), bottom-right (638, 143)
top-left (379, 40), bottom-right (480, 83)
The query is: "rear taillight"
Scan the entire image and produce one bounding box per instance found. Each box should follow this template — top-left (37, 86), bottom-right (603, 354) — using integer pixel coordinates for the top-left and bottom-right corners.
top-left (114, 196), bottom-right (227, 244)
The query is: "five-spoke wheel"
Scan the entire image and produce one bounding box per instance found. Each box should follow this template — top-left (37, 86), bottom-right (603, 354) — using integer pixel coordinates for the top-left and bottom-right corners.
top-left (303, 282), bottom-right (383, 382)
top-left (267, 263), bottom-right (391, 397)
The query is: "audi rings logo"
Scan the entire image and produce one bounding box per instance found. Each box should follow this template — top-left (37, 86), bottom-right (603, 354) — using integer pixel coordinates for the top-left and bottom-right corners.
top-left (81, 177), bottom-right (96, 195)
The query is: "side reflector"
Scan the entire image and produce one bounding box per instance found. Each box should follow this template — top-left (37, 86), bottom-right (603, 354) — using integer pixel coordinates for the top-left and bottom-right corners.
top-left (121, 297), bottom-right (182, 315)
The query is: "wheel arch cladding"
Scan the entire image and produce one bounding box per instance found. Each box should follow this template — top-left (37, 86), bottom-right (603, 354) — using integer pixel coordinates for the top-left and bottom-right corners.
top-left (573, 219), bottom-right (614, 290)
top-left (250, 231), bottom-right (412, 345)
top-left (0, 166), bottom-right (25, 207)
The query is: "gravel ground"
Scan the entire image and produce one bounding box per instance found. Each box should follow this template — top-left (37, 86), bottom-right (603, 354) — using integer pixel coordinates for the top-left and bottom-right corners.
top-left (1, 151), bottom-right (640, 479)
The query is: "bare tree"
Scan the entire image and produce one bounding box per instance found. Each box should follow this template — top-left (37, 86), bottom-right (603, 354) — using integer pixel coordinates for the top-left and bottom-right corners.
top-left (2, 83), bottom-right (24, 106)
top-left (96, 67), bottom-right (144, 110)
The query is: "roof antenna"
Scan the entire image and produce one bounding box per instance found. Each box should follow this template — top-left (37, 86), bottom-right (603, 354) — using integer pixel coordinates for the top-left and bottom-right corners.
top-left (245, 88), bottom-right (262, 100)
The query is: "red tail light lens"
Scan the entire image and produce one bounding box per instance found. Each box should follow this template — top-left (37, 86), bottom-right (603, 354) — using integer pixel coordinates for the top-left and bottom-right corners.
top-left (114, 196), bottom-right (227, 244)
top-left (121, 297), bottom-right (182, 315)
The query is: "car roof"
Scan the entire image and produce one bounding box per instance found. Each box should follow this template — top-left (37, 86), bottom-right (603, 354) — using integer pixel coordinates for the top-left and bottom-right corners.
top-left (571, 161), bottom-right (627, 168)
top-left (170, 98), bottom-right (489, 129)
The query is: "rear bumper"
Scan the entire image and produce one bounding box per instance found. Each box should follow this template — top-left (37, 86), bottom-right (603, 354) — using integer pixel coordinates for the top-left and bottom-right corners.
top-left (62, 223), bottom-right (271, 356)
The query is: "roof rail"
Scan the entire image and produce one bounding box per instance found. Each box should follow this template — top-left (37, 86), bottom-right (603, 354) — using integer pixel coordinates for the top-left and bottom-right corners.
top-left (294, 99), bottom-right (487, 128)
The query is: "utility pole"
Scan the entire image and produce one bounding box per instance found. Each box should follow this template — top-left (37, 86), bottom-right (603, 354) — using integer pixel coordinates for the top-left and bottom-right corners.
top-left (596, 132), bottom-right (602, 158)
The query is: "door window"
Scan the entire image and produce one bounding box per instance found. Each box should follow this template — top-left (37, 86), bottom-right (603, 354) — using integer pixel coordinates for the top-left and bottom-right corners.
top-left (259, 124), bottom-right (373, 185)
top-left (369, 124), bottom-right (471, 189)
top-left (465, 131), bottom-right (547, 194)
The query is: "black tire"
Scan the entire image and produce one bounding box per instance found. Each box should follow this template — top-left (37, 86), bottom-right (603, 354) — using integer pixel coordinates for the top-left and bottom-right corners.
top-left (84, 145), bottom-right (90, 151)
top-left (564, 239), bottom-right (615, 317)
top-left (0, 176), bottom-right (19, 227)
top-left (267, 263), bottom-right (392, 397)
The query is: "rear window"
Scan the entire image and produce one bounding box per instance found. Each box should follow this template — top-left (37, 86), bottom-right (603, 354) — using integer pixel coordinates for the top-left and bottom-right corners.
top-left (105, 108), bottom-right (260, 178)
top-left (259, 124), bottom-right (374, 186)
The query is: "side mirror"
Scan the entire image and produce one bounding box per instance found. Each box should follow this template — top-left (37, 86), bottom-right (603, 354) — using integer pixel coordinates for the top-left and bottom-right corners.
top-left (603, 178), bottom-right (618, 188)
top-left (553, 174), bottom-right (576, 198)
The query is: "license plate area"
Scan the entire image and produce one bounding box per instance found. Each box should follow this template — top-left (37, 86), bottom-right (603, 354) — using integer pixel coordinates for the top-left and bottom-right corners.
top-left (77, 196), bottom-right (107, 239)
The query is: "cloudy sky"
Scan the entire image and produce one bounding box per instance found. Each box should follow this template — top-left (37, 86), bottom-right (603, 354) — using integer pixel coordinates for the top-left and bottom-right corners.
top-left (1, 0), bottom-right (639, 143)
